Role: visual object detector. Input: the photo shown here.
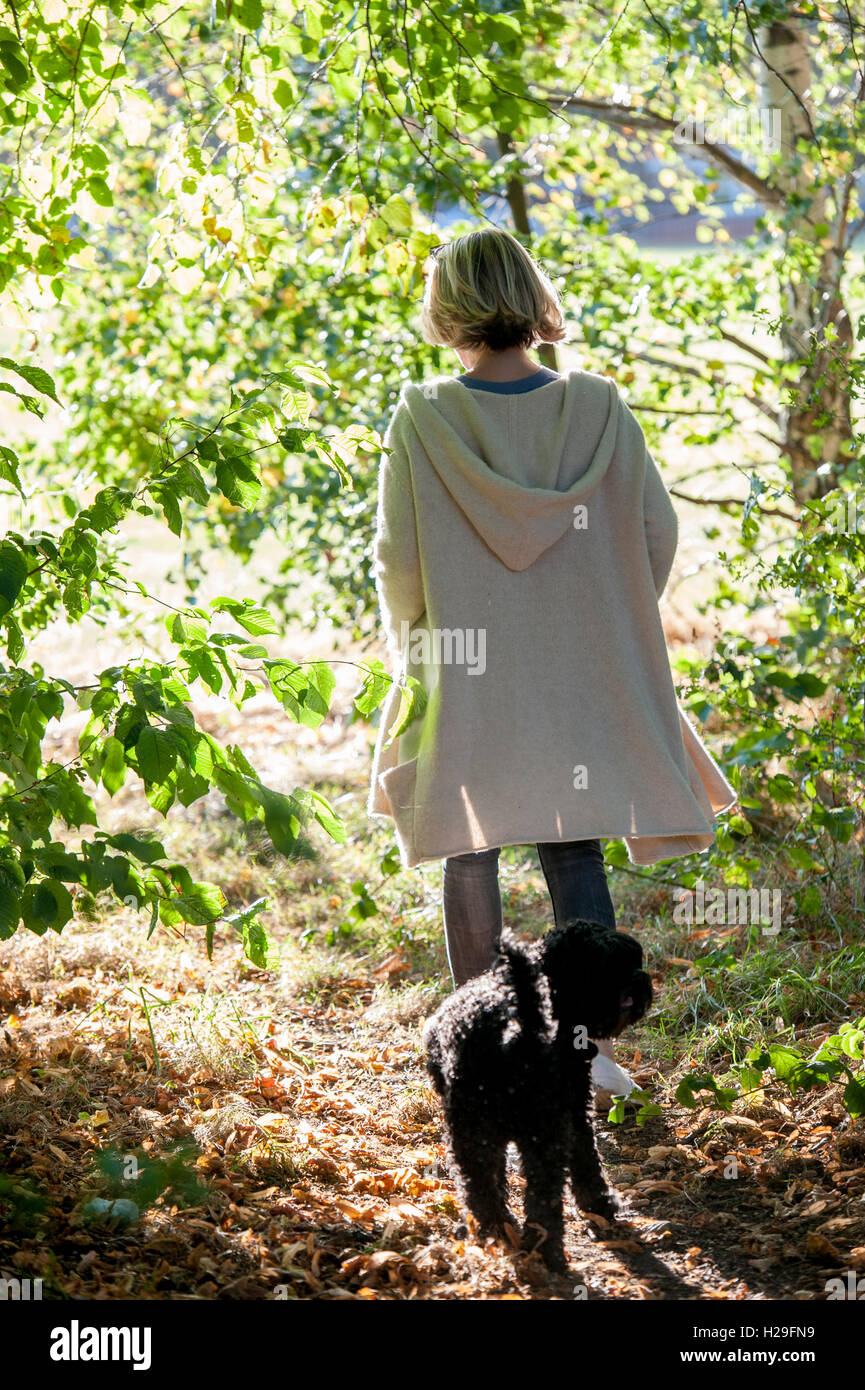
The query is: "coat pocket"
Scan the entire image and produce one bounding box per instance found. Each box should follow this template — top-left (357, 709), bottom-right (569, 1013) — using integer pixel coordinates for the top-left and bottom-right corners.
top-left (377, 755), bottom-right (419, 817)
top-left (377, 756), bottom-right (420, 865)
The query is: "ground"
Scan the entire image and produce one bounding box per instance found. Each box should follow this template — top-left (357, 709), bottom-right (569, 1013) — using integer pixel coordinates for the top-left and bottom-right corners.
top-left (1, 730), bottom-right (864, 1300)
top-left (0, 466), bottom-right (863, 1301)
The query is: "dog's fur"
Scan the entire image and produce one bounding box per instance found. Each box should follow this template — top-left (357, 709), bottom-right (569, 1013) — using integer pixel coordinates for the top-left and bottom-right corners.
top-left (423, 919), bottom-right (652, 1272)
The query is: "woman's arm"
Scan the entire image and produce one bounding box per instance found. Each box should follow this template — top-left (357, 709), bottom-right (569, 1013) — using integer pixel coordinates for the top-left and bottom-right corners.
top-left (372, 403), bottom-right (425, 655)
top-left (617, 392), bottom-right (678, 598)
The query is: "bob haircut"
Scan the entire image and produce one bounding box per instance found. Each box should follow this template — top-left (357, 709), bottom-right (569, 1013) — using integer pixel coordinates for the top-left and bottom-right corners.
top-left (420, 227), bottom-right (566, 353)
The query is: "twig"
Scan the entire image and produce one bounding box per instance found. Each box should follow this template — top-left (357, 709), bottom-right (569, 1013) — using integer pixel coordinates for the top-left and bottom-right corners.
top-left (669, 487), bottom-right (797, 521)
top-left (139, 987), bottom-right (162, 1075)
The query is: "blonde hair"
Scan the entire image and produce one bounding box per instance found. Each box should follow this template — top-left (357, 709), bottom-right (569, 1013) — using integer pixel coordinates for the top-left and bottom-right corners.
top-left (420, 227), bottom-right (566, 353)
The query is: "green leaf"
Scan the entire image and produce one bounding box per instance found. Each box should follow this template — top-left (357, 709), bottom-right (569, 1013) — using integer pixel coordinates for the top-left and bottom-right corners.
top-left (0, 884), bottom-right (21, 940)
top-left (266, 659), bottom-right (334, 729)
top-left (0, 41), bottom-right (30, 90)
top-left (0, 541), bottom-right (28, 617)
top-left (735, 1062), bottom-right (765, 1091)
top-left (21, 878), bottom-right (74, 935)
top-left (135, 726), bottom-right (177, 784)
top-left (169, 881), bottom-right (225, 925)
top-left (306, 788), bottom-right (345, 843)
top-left (353, 659), bottom-right (391, 717)
top-left (165, 611), bottom-right (209, 645)
top-left (674, 1074), bottom-right (738, 1112)
top-left (227, 897), bottom-right (279, 968)
top-left (0, 444), bottom-right (23, 494)
top-left (97, 832), bottom-right (167, 864)
top-left (0, 356), bottom-right (61, 404)
top-left (233, 0), bottom-right (263, 32)
top-left (215, 457), bottom-right (262, 509)
top-left (302, 661), bottom-right (335, 727)
top-left (258, 787), bottom-right (303, 856)
top-left (87, 175), bottom-right (114, 207)
top-left (231, 603), bottom-right (279, 637)
top-left (768, 1044), bottom-right (804, 1085)
top-left (273, 77), bottom-right (296, 109)
top-left (386, 676), bottom-right (427, 743)
top-left (842, 1077), bottom-right (865, 1120)
top-left (101, 736), bottom-right (127, 796)
top-left (379, 194), bottom-right (413, 233)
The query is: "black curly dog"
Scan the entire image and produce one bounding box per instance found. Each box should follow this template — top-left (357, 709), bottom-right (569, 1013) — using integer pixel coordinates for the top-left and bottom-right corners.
top-left (423, 919), bottom-right (652, 1273)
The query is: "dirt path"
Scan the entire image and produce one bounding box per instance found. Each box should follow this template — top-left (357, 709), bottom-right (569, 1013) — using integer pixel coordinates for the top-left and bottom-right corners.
top-left (2, 898), bottom-right (863, 1302)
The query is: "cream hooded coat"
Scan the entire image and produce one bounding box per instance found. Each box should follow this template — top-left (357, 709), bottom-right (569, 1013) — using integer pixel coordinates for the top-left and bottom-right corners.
top-left (367, 367), bottom-right (736, 868)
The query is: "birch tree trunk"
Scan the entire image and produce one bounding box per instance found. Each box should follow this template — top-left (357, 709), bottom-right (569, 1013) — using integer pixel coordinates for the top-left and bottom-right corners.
top-left (758, 13), bottom-right (853, 502)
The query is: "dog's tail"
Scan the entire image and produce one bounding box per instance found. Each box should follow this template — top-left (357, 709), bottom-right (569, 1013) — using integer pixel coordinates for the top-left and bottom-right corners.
top-left (499, 936), bottom-right (546, 1038)
top-left (422, 1016), bottom-right (446, 1096)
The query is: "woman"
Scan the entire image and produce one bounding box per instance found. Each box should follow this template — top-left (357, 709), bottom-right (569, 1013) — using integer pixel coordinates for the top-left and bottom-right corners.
top-left (368, 227), bottom-right (735, 1102)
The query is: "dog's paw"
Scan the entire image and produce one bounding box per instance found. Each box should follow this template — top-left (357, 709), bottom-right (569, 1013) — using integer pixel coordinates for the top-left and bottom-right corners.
top-left (520, 1221), bottom-right (568, 1275)
top-left (475, 1211), bottom-right (520, 1246)
top-left (542, 1250), bottom-right (569, 1276)
top-left (574, 1187), bottom-right (621, 1225)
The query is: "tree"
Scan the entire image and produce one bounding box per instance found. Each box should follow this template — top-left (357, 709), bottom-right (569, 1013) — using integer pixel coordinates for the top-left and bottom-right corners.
top-left (0, 1), bottom-right (861, 948)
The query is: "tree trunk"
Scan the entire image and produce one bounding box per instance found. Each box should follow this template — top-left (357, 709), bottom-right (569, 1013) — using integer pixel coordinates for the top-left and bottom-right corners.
top-left (758, 15), bottom-right (853, 502)
top-left (496, 131), bottom-right (558, 371)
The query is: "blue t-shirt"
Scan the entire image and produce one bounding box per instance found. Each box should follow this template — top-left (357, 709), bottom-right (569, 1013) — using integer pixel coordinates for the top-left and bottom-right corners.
top-left (458, 366), bottom-right (560, 394)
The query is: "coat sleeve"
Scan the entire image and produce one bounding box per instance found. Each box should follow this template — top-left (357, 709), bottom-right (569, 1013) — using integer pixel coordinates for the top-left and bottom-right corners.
top-left (642, 446), bottom-right (678, 598)
top-left (372, 401), bottom-right (425, 656)
top-left (618, 392), bottom-right (678, 598)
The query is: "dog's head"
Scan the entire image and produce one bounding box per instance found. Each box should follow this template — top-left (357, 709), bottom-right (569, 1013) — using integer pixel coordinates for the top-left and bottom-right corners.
top-left (539, 919), bottom-right (652, 1040)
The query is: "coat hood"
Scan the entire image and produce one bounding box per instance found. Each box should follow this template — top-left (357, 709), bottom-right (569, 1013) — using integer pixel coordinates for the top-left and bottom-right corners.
top-left (397, 369), bottom-right (620, 572)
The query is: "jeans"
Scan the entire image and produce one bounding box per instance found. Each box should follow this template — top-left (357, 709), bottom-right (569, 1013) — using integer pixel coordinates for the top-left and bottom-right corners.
top-left (442, 840), bottom-right (615, 988)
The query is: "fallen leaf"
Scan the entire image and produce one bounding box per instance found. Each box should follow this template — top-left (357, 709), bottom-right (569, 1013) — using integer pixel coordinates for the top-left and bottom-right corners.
top-left (806, 1232), bottom-right (842, 1260)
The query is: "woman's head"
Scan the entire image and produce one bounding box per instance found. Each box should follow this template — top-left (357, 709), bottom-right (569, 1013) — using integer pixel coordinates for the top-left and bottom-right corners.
top-left (420, 227), bottom-right (566, 355)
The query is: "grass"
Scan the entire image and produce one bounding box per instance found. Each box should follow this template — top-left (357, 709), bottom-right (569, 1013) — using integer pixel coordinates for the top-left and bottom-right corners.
top-left (74, 776), bottom-right (865, 1084)
top-left (2, 766), bottom-right (863, 1300)
top-left (5, 760), bottom-right (861, 1118)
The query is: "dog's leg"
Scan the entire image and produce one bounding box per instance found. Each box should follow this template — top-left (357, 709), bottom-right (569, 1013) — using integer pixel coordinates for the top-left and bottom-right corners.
top-left (518, 1140), bottom-right (568, 1274)
top-left (568, 1117), bottom-right (620, 1223)
top-left (449, 1129), bottom-right (511, 1238)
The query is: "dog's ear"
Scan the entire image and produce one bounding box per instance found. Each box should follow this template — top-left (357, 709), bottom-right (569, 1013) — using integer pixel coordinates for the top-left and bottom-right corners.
top-left (614, 931), bottom-right (644, 966)
top-left (539, 921), bottom-right (613, 1011)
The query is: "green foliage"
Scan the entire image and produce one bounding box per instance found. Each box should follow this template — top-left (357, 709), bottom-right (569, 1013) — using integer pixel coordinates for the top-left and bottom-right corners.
top-left (607, 1088), bottom-right (662, 1128)
top-left (92, 1142), bottom-right (209, 1211)
top-left (673, 1023), bottom-right (865, 1121)
top-left (0, 1172), bottom-right (46, 1230)
top-left (0, 340), bottom-right (413, 942)
top-left (0, 0), bottom-right (862, 956)
top-left (225, 897), bottom-right (279, 969)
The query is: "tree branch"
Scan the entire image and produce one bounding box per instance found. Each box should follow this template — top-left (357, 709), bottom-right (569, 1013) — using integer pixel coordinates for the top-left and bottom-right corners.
top-left (631, 350), bottom-right (781, 426)
top-left (669, 486), bottom-right (797, 521)
top-left (717, 328), bottom-right (774, 365)
top-left (536, 90), bottom-right (786, 207)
